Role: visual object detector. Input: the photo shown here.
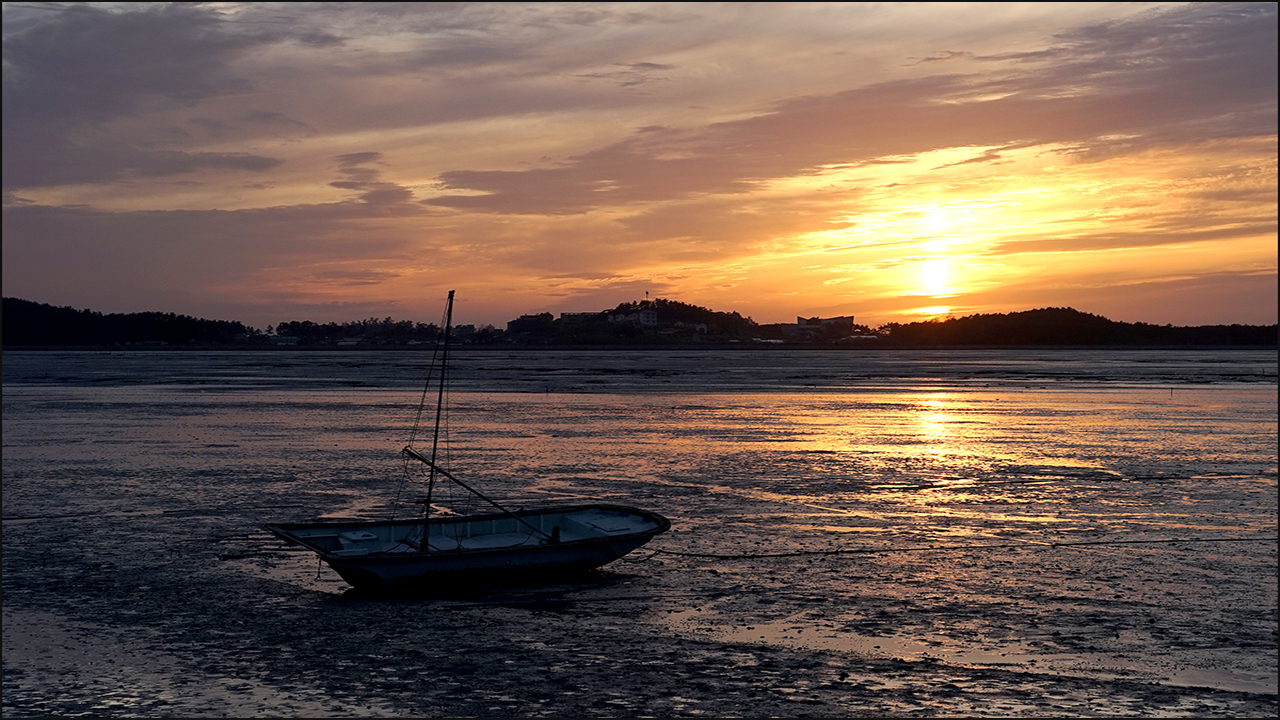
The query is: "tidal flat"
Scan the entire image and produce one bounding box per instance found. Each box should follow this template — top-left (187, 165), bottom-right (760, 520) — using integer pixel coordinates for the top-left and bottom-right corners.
top-left (3, 348), bottom-right (1277, 717)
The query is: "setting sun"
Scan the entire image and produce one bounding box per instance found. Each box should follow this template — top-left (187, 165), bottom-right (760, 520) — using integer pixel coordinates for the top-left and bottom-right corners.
top-left (920, 258), bottom-right (956, 298)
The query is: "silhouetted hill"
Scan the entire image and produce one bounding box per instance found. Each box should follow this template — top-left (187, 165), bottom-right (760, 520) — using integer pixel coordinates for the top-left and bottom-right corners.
top-left (879, 307), bottom-right (1277, 346)
top-left (2, 298), bottom-right (256, 346)
top-left (607, 298), bottom-right (756, 334)
top-left (507, 298), bottom-right (758, 344)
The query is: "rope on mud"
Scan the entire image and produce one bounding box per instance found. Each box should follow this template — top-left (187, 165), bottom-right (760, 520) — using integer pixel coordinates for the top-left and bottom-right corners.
top-left (630, 535), bottom-right (1279, 561)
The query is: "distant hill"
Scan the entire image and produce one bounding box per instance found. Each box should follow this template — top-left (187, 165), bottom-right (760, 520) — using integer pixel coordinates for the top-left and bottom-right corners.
top-left (507, 298), bottom-right (758, 344)
top-left (606, 298), bottom-right (756, 334)
top-left (2, 298), bottom-right (256, 346)
top-left (3, 298), bottom-right (1275, 347)
top-left (879, 307), bottom-right (1277, 346)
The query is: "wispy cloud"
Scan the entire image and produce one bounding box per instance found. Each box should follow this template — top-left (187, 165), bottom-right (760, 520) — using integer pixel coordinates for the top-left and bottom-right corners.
top-left (1, 2), bottom-right (1274, 328)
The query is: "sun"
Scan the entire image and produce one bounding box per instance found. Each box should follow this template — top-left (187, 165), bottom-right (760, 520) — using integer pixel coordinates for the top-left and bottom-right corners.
top-left (920, 257), bottom-right (956, 298)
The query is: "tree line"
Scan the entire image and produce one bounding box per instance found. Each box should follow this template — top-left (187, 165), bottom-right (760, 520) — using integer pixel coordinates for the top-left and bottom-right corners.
top-left (876, 307), bottom-right (1277, 346)
top-left (3, 297), bottom-right (1275, 347)
top-left (2, 298), bottom-right (254, 346)
top-left (273, 318), bottom-right (444, 344)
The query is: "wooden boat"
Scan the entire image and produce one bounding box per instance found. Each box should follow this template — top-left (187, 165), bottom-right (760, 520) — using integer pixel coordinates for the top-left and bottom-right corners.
top-left (265, 503), bottom-right (670, 590)
top-left (265, 291), bottom-right (670, 591)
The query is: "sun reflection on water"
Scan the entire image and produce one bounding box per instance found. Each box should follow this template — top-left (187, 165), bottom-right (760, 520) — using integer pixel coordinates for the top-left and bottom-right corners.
top-left (916, 392), bottom-right (959, 450)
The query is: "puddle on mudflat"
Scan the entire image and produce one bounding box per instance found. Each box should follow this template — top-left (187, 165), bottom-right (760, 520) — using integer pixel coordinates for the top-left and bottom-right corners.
top-left (671, 614), bottom-right (1278, 695)
top-left (1167, 667), bottom-right (1277, 695)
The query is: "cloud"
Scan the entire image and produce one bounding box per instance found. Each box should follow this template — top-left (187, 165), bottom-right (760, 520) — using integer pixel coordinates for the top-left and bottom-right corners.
top-left (423, 3), bottom-right (1276, 217)
top-left (575, 61), bottom-right (676, 90)
top-left (0, 2), bottom-right (1272, 328)
top-left (313, 268), bottom-right (404, 286)
top-left (0, 197), bottom-right (418, 319)
top-left (906, 50), bottom-right (975, 66)
top-left (242, 109), bottom-right (313, 130)
top-left (337, 152), bottom-right (384, 168)
top-left (988, 220), bottom-right (1279, 256)
top-left (2, 3), bottom-right (284, 190)
top-left (975, 269), bottom-right (1279, 327)
top-left (329, 152), bottom-right (418, 207)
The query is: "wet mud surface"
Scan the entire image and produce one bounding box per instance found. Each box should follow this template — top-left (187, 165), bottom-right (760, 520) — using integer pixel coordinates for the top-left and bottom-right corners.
top-left (5, 471), bottom-right (1276, 717)
top-left (3, 349), bottom-right (1277, 717)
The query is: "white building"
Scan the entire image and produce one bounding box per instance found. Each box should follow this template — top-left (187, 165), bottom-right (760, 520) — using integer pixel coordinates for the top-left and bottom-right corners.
top-left (609, 308), bottom-right (658, 327)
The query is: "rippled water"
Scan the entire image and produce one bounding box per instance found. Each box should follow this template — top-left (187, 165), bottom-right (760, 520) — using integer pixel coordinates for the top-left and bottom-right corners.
top-left (2, 347), bottom-right (1277, 715)
top-left (4, 346), bottom-right (1275, 392)
top-left (4, 348), bottom-right (1274, 519)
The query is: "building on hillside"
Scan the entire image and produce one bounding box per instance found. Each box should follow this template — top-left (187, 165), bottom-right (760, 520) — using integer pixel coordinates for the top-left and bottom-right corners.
top-left (559, 312), bottom-right (601, 324)
top-left (672, 320), bottom-right (708, 334)
top-left (608, 308), bottom-right (658, 327)
top-left (507, 314), bottom-right (555, 334)
top-left (753, 314), bottom-right (858, 342)
top-left (797, 315), bottom-right (856, 331)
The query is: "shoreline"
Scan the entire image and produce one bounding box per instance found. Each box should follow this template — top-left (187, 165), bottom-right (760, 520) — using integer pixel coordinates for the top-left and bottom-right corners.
top-left (4, 342), bottom-right (1277, 352)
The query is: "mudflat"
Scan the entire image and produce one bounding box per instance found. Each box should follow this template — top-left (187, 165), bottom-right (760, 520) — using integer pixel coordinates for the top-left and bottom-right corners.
top-left (3, 349), bottom-right (1276, 716)
top-left (3, 500), bottom-right (1276, 717)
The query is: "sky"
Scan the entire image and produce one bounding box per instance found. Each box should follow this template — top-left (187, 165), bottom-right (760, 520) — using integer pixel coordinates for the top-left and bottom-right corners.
top-left (2, 2), bottom-right (1276, 330)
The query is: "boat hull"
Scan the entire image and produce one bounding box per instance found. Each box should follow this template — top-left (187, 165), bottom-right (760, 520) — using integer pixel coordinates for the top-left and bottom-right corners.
top-left (265, 503), bottom-right (670, 591)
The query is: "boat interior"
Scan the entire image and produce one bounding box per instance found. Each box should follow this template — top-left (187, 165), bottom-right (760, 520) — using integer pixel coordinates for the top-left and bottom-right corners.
top-left (278, 506), bottom-right (657, 557)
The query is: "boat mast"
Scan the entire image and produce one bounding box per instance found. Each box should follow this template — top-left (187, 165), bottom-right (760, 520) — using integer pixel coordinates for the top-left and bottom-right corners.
top-left (421, 289), bottom-right (455, 518)
top-left (401, 290), bottom-right (554, 543)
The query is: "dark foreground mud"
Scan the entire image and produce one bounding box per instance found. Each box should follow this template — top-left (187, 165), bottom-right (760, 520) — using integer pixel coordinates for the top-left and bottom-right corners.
top-left (3, 497), bottom-right (1276, 718)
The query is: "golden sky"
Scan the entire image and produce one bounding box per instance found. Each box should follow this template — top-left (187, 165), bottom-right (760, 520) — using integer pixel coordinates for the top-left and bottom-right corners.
top-left (3, 2), bottom-right (1276, 329)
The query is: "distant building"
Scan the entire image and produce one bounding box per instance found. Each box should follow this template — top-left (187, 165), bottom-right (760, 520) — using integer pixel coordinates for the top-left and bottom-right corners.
top-left (797, 315), bottom-right (855, 330)
top-left (672, 320), bottom-right (708, 334)
top-left (608, 308), bottom-right (658, 327)
top-left (507, 314), bottom-right (554, 334)
top-left (753, 314), bottom-right (858, 342)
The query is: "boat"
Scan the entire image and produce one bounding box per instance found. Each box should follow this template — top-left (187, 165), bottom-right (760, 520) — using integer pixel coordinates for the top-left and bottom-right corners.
top-left (265, 291), bottom-right (670, 591)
